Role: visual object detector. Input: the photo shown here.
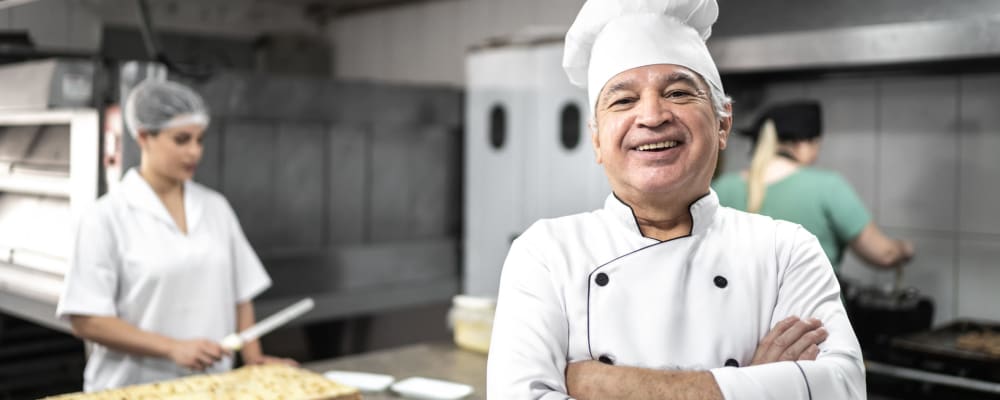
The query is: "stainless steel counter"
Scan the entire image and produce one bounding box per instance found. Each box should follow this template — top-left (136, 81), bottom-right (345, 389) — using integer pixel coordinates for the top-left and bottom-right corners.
top-left (304, 342), bottom-right (487, 400)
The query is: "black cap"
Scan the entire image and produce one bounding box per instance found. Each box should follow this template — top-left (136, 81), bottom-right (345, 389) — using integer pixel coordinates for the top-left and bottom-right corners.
top-left (741, 100), bottom-right (822, 142)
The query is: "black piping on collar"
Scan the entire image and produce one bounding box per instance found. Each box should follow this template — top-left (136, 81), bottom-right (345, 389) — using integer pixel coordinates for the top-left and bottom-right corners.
top-left (609, 191), bottom-right (712, 242)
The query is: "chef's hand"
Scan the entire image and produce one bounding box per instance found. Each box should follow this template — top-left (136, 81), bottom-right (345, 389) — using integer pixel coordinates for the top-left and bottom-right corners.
top-left (751, 317), bottom-right (828, 365)
top-left (243, 354), bottom-right (299, 366)
top-left (168, 339), bottom-right (230, 371)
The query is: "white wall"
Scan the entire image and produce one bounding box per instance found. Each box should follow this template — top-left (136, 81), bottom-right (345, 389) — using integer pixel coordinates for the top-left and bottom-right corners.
top-left (329, 0), bottom-right (585, 86)
top-left (0, 0), bottom-right (322, 54)
top-left (88, 0), bottom-right (324, 38)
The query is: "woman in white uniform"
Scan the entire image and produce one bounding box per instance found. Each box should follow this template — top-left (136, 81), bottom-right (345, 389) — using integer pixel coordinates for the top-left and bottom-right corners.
top-left (57, 80), bottom-right (293, 391)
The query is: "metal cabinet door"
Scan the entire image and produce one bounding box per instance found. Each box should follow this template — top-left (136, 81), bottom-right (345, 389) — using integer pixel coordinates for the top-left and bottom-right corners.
top-left (463, 47), bottom-right (534, 297)
top-left (525, 44), bottom-right (607, 224)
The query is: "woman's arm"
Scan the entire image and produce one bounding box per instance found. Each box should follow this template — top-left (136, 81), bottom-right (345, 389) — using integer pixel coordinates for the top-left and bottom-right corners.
top-left (849, 222), bottom-right (914, 269)
top-left (69, 315), bottom-right (227, 371)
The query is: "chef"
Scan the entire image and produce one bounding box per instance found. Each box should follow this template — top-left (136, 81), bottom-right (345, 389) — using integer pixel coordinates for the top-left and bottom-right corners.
top-left (485, 0), bottom-right (866, 399)
top-left (57, 80), bottom-right (294, 391)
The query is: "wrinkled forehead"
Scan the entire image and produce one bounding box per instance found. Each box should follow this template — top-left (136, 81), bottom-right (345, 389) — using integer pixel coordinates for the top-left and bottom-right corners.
top-left (597, 64), bottom-right (709, 104)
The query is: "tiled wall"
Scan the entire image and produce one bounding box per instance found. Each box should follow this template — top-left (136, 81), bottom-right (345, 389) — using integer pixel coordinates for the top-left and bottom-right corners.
top-left (722, 72), bottom-right (1000, 325)
top-left (329, 0), bottom-right (586, 86)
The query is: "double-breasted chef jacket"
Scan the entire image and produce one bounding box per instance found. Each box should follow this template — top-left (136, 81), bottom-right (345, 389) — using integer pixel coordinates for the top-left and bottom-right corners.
top-left (57, 168), bottom-right (272, 391)
top-left (487, 190), bottom-right (866, 399)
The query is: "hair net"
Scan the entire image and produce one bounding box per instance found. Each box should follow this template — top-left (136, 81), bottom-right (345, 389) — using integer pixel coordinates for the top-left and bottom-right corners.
top-left (124, 80), bottom-right (210, 138)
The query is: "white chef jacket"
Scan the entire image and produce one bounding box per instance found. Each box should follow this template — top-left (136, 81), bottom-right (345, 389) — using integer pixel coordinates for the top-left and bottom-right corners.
top-left (56, 168), bottom-right (271, 391)
top-left (487, 190), bottom-right (866, 399)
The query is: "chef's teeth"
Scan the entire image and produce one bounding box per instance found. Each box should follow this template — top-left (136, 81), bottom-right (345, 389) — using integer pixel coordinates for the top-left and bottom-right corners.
top-left (636, 141), bottom-right (678, 151)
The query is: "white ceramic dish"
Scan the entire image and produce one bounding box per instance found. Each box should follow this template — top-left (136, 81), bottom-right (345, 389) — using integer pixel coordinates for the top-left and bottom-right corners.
top-left (390, 377), bottom-right (474, 400)
top-left (323, 370), bottom-right (395, 392)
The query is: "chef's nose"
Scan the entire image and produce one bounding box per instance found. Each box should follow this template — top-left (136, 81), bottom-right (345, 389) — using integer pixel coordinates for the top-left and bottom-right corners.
top-left (635, 96), bottom-right (673, 129)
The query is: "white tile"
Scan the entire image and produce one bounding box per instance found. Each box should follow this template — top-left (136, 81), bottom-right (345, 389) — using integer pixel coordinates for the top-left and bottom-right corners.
top-left (837, 251), bottom-right (879, 289)
top-left (877, 77), bottom-right (959, 231)
top-left (958, 75), bottom-right (1000, 235)
top-left (882, 228), bottom-right (957, 325)
top-left (957, 237), bottom-right (1000, 321)
top-left (806, 79), bottom-right (879, 214)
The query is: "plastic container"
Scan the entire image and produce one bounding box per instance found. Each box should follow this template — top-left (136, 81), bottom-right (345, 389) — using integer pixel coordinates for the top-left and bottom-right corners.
top-left (447, 295), bottom-right (496, 354)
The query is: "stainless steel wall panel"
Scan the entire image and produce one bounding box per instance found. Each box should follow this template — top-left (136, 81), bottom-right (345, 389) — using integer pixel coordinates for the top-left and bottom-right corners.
top-left (327, 125), bottom-right (368, 244)
top-left (193, 120), bottom-right (223, 190)
top-left (807, 79), bottom-right (879, 212)
top-left (710, 14), bottom-right (1000, 74)
top-left (245, 77), bottom-right (309, 120)
top-left (369, 123), bottom-right (458, 241)
top-left (883, 229), bottom-right (957, 325)
top-left (410, 126), bottom-right (460, 238)
top-left (222, 121), bottom-right (276, 246)
top-left (275, 123), bottom-right (326, 248)
top-left (878, 77), bottom-right (959, 231)
top-left (958, 74), bottom-right (1000, 235)
top-left (370, 85), bottom-right (426, 126)
top-left (330, 81), bottom-right (376, 125)
top-left (195, 74), bottom-right (243, 118)
top-left (262, 239), bottom-right (458, 297)
top-left (957, 237), bottom-right (1000, 321)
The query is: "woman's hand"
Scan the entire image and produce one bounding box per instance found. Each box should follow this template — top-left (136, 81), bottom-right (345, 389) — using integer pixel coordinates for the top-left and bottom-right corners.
top-left (168, 339), bottom-right (230, 371)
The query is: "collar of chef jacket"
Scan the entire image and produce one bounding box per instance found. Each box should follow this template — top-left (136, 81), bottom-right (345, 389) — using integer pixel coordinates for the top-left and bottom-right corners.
top-left (603, 189), bottom-right (719, 242)
top-left (119, 168), bottom-right (204, 234)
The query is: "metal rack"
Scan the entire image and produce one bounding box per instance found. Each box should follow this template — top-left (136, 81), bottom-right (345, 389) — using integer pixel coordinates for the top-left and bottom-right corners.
top-left (0, 109), bottom-right (100, 332)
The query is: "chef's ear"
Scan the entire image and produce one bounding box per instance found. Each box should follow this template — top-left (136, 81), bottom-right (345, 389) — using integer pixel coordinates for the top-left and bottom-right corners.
top-left (718, 103), bottom-right (733, 151)
top-left (589, 117), bottom-right (603, 164)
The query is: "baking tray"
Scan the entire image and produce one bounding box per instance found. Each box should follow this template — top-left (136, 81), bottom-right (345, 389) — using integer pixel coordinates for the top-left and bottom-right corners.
top-left (889, 319), bottom-right (1000, 382)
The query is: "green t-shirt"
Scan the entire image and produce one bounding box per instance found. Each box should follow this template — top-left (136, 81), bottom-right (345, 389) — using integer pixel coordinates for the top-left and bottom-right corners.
top-left (712, 168), bottom-right (871, 268)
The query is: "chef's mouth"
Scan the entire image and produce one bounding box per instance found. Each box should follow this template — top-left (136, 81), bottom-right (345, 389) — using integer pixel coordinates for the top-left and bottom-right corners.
top-left (633, 140), bottom-right (680, 152)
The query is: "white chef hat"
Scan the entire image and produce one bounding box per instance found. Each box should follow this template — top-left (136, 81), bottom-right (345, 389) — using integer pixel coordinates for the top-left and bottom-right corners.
top-left (563, 0), bottom-right (723, 114)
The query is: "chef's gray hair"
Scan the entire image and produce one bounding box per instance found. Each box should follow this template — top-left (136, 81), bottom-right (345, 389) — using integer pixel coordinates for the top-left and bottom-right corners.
top-left (708, 83), bottom-right (732, 119)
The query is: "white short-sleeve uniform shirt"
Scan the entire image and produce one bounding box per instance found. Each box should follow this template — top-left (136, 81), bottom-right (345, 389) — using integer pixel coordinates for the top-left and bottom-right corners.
top-left (57, 168), bottom-right (271, 391)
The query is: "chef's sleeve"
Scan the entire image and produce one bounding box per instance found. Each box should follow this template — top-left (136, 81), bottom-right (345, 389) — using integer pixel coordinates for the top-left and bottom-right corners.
top-left (487, 231), bottom-right (574, 399)
top-left (57, 207), bottom-right (120, 319)
top-left (223, 199), bottom-right (272, 303)
top-left (709, 224), bottom-right (866, 400)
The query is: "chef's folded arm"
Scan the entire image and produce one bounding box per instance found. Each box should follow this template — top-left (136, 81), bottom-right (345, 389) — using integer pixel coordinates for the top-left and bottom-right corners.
top-left (709, 224), bottom-right (866, 400)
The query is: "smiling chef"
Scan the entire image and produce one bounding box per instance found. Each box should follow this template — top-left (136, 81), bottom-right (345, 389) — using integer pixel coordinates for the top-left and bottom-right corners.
top-left (485, 0), bottom-right (866, 399)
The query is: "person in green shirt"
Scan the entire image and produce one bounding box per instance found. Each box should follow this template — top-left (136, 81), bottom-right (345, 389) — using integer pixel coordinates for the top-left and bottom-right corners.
top-left (713, 100), bottom-right (913, 271)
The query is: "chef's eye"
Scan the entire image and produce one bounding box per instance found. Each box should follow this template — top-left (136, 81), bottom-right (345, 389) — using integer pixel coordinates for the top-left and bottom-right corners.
top-left (610, 97), bottom-right (635, 107)
top-left (666, 90), bottom-right (694, 98)
top-left (174, 134), bottom-right (192, 145)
